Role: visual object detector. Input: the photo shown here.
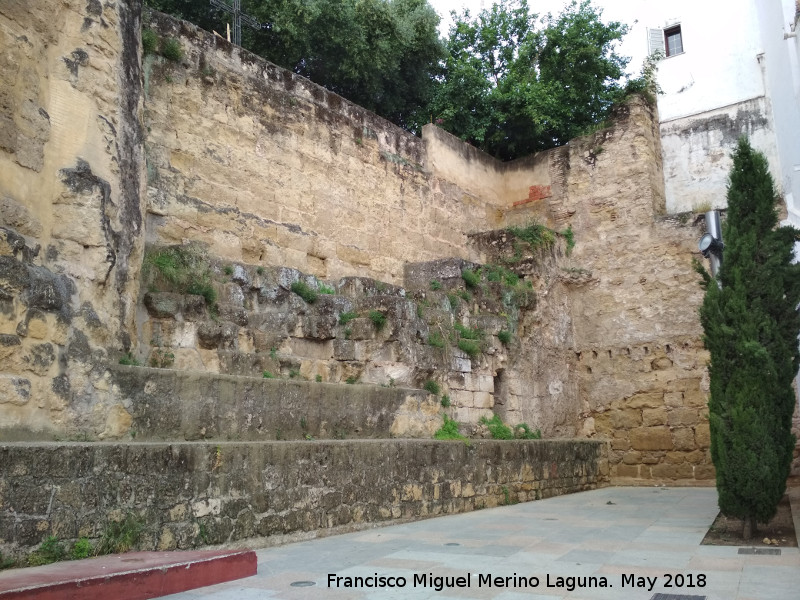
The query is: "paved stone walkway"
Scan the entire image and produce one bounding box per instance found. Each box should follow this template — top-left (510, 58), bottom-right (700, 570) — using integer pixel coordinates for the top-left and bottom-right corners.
top-left (161, 487), bottom-right (800, 600)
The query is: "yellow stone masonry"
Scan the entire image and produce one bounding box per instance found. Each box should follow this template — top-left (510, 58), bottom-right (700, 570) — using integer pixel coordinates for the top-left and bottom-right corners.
top-left (1, 2), bottom-right (798, 485)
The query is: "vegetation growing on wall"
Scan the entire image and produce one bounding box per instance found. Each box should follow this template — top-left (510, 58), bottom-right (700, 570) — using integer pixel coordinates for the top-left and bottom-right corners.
top-left (696, 138), bottom-right (800, 540)
top-left (434, 415), bottom-right (467, 440)
top-left (144, 244), bottom-right (217, 307)
top-left (481, 414), bottom-right (541, 440)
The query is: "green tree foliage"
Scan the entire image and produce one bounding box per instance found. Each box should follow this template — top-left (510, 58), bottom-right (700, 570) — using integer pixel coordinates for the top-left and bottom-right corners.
top-left (697, 138), bottom-right (800, 539)
top-left (145, 0), bottom-right (445, 129)
top-left (426, 0), bottom-right (635, 159)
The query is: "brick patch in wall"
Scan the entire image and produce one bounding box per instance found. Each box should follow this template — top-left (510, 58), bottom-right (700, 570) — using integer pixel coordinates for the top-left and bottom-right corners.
top-left (513, 185), bottom-right (552, 207)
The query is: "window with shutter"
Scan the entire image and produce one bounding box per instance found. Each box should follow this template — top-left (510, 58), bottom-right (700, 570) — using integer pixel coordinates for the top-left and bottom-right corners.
top-left (664, 25), bottom-right (683, 56)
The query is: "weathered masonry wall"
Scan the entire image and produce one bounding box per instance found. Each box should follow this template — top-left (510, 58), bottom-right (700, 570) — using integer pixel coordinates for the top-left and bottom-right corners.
top-left (0, 0), bottom-right (146, 437)
top-left (111, 365), bottom-right (442, 441)
top-left (660, 97), bottom-right (781, 214)
top-left (542, 105), bottom-right (714, 484)
top-left (484, 100), bottom-right (718, 484)
top-left (0, 439), bottom-right (608, 555)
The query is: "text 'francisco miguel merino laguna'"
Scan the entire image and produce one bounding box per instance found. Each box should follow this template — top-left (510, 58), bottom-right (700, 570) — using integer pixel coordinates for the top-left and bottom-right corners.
top-left (327, 572), bottom-right (706, 592)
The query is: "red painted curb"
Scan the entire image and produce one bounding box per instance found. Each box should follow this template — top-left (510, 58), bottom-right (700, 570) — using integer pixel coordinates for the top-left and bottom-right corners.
top-left (0, 550), bottom-right (257, 600)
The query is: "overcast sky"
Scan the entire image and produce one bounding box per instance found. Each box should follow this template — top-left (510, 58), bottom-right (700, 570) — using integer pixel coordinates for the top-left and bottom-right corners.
top-left (427, 0), bottom-right (657, 76)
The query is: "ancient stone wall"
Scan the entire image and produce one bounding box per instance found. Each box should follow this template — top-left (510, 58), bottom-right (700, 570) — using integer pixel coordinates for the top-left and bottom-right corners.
top-left (2, 2), bottom-right (797, 485)
top-left (538, 103), bottom-right (715, 484)
top-left (0, 0), bottom-right (146, 438)
top-left (0, 439), bottom-right (607, 557)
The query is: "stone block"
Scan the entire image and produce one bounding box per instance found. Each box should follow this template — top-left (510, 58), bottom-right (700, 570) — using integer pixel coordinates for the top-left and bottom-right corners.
top-left (625, 391), bottom-right (663, 409)
top-left (0, 374), bottom-right (31, 405)
top-left (593, 413), bottom-right (613, 435)
top-left (642, 407), bottom-right (667, 426)
top-left (610, 437), bottom-right (630, 451)
top-left (473, 391), bottom-right (494, 409)
top-left (333, 338), bottom-right (356, 361)
top-left (336, 243), bottom-right (371, 267)
top-left (614, 464), bottom-right (639, 478)
top-left (683, 450), bottom-right (705, 464)
top-left (448, 372), bottom-right (466, 390)
top-left (663, 392), bottom-right (683, 407)
top-left (144, 292), bottom-right (182, 319)
top-left (694, 464), bottom-right (716, 480)
top-left (611, 408), bottom-right (642, 429)
top-left (451, 390), bottom-right (472, 408)
top-left (622, 451), bottom-right (641, 465)
top-left (694, 423), bottom-right (711, 448)
top-left (667, 407), bottom-right (699, 427)
top-left (640, 452), bottom-right (664, 465)
top-left (682, 386), bottom-right (708, 407)
top-left (671, 427), bottom-right (696, 451)
top-left (451, 356), bottom-right (472, 373)
top-left (288, 338), bottom-right (334, 361)
top-left (347, 318), bottom-right (374, 341)
top-left (217, 303), bottom-right (248, 326)
top-left (26, 314), bottom-right (48, 339)
top-left (629, 427), bottom-right (673, 451)
top-left (650, 356), bottom-right (673, 370)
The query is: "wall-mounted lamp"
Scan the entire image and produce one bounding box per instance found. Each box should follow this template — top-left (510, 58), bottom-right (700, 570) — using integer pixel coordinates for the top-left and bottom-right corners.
top-left (699, 210), bottom-right (723, 281)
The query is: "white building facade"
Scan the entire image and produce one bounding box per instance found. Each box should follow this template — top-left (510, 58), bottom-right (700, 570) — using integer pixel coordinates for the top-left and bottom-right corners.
top-left (645, 0), bottom-right (800, 221)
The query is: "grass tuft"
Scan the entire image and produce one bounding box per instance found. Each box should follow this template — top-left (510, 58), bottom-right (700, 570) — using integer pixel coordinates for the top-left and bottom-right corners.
top-left (97, 513), bottom-right (143, 555)
top-left (338, 311), bottom-right (358, 325)
top-left (369, 310), bottom-right (387, 330)
top-left (434, 415), bottom-right (467, 441)
top-left (161, 37), bottom-right (183, 62)
top-left (291, 281), bottom-right (318, 303)
top-left (461, 268), bottom-right (480, 288)
top-left (141, 28), bottom-right (158, 55)
top-left (457, 338), bottom-right (481, 358)
top-left (423, 380), bottom-right (441, 395)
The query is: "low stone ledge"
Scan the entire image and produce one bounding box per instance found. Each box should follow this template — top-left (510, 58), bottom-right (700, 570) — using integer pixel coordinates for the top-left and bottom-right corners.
top-left (0, 439), bottom-right (608, 558)
top-left (110, 365), bottom-right (439, 440)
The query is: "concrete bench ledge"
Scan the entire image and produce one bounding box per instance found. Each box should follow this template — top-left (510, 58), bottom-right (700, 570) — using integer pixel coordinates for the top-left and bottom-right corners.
top-left (0, 549), bottom-right (256, 600)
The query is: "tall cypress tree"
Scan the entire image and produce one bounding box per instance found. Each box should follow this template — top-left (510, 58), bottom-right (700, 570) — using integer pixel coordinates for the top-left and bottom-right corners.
top-left (697, 137), bottom-right (800, 539)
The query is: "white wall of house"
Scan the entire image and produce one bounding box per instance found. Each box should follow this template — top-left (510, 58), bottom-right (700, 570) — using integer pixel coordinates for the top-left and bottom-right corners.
top-left (645, 0), bottom-right (787, 213)
top-left (654, 0), bottom-right (764, 121)
top-left (755, 0), bottom-right (800, 228)
top-left (660, 98), bottom-right (779, 213)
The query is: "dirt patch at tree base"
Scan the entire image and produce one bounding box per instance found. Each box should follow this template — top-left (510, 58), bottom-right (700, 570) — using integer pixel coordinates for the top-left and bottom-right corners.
top-left (702, 494), bottom-right (797, 547)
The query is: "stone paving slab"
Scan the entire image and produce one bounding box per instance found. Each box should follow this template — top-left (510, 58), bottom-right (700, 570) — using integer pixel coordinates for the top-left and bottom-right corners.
top-left (157, 487), bottom-right (799, 600)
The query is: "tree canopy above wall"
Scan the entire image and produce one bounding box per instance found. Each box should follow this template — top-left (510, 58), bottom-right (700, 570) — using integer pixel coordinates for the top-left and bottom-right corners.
top-left (145, 0), bottom-right (647, 160)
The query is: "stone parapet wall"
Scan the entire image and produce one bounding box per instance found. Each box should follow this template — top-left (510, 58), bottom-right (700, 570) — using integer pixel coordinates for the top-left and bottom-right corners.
top-left (0, 439), bottom-right (608, 558)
